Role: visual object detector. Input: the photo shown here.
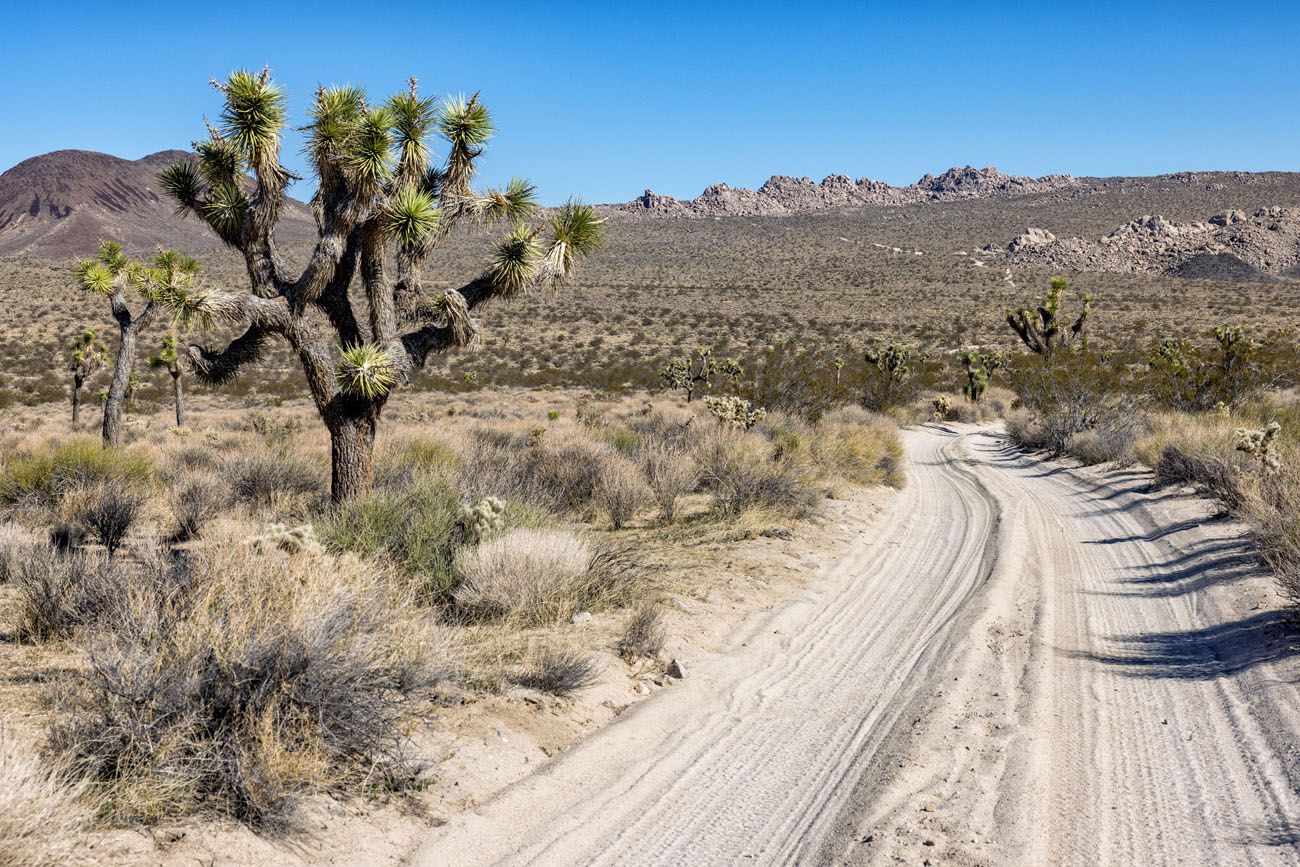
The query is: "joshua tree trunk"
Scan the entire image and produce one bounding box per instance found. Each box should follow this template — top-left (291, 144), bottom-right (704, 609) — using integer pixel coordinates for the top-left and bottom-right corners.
top-left (328, 411), bottom-right (377, 503)
top-left (103, 325), bottom-right (139, 446)
top-left (171, 371), bottom-right (185, 427)
top-left (72, 375), bottom-right (84, 425)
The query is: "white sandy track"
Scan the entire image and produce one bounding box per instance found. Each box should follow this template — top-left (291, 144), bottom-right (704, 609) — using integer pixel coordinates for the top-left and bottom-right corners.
top-left (409, 425), bottom-right (1300, 867)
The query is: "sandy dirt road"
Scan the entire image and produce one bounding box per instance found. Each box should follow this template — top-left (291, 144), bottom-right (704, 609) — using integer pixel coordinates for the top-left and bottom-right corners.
top-left (409, 425), bottom-right (1300, 866)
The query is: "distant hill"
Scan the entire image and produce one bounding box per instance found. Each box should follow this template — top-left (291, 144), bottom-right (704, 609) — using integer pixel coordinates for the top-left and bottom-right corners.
top-left (0, 149), bottom-right (315, 257)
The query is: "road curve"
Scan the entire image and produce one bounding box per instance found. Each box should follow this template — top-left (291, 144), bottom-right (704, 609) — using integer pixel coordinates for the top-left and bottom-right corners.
top-left (408, 425), bottom-right (1300, 867)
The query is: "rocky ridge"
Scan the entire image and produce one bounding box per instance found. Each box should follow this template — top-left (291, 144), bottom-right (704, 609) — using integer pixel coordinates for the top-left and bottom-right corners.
top-left (1002, 208), bottom-right (1300, 277)
top-left (621, 165), bottom-right (1079, 218)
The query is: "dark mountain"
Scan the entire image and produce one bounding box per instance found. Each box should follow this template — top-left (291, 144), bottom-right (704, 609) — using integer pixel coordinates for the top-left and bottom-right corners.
top-left (0, 149), bottom-right (315, 257)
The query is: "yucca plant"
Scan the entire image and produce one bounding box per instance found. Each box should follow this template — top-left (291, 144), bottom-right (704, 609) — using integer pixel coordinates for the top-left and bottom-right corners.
top-left (158, 70), bottom-right (605, 501)
top-left (956, 348), bottom-right (1005, 403)
top-left (73, 243), bottom-right (202, 445)
top-left (863, 342), bottom-right (911, 409)
top-left (68, 329), bottom-right (107, 425)
top-left (148, 332), bottom-right (187, 426)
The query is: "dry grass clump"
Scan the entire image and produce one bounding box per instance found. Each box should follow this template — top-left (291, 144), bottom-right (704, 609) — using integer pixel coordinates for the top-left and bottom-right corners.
top-left (811, 406), bottom-right (907, 487)
top-left (616, 602), bottom-right (665, 661)
top-left (226, 451), bottom-right (327, 512)
top-left (0, 521), bottom-right (41, 583)
top-left (453, 528), bottom-right (645, 626)
top-left (512, 642), bottom-right (601, 696)
top-left (0, 733), bottom-right (91, 867)
top-left (48, 533), bottom-right (445, 827)
top-left (167, 473), bottom-right (230, 542)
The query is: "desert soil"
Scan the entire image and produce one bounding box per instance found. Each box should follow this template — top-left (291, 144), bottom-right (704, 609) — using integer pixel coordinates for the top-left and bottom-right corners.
top-left (410, 424), bottom-right (1300, 866)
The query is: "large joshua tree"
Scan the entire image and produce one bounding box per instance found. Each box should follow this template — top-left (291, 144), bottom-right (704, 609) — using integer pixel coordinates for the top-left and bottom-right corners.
top-left (156, 70), bottom-right (604, 501)
top-left (74, 243), bottom-right (200, 445)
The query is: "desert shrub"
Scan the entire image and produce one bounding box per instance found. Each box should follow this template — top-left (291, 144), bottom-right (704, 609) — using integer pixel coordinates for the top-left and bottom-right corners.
top-left (1063, 415), bottom-right (1142, 466)
top-left (47, 520), bottom-right (87, 554)
top-left (616, 602), bottom-right (665, 662)
top-left (0, 522), bottom-right (40, 584)
top-left (0, 439), bottom-right (152, 509)
top-left (696, 430), bottom-right (816, 518)
top-left (638, 441), bottom-right (699, 523)
top-left (319, 475), bottom-right (465, 599)
top-left (594, 456), bottom-right (651, 529)
top-left (1155, 444), bottom-right (1242, 506)
top-left (167, 474), bottom-right (230, 542)
top-left (811, 407), bottom-right (905, 487)
top-left (48, 536), bottom-right (444, 827)
top-left (0, 733), bottom-right (90, 867)
top-left (453, 529), bottom-right (644, 626)
top-left (512, 643), bottom-right (600, 696)
top-left (227, 451), bottom-right (326, 511)
top-left (77, 485), bottom-right (144, 556)
top-left (373, 436), bottom-right (459, 490)
top-left (12, 548), bottom-right (119, 642)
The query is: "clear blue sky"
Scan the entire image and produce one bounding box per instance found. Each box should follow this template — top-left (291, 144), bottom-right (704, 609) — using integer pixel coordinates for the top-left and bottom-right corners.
top-left (2, 1), bottom-right (1296, 204)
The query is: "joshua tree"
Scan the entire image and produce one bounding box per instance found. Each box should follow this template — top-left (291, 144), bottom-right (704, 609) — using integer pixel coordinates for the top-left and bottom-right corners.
top-left (68, 329), bottom-right (107, 425)
top-left (73, 243), bottom-right (200, 446)
top-left (863, 342), bottom-right (910, 408)
top-left (956, 348), bottom-right (1005, 403)
top-left (148, 332), bottom-right (186, 426)
top-left (658, 348), bottom-right (742, 403)
top-left (1149, 324), bottom-right (1264, 411)
top-left (156, 70), bottom-right (603, 501)
top-left (1006, 276), bottom-right (1092, 363)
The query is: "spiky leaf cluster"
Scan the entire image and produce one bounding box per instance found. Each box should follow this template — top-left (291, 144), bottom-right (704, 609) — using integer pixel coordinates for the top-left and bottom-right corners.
top-left (335, 343), bottom-right (398, 398)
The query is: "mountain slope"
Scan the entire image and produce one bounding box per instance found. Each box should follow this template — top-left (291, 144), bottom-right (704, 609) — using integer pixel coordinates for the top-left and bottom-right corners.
top-left (0, 149), bottom-right (315, 257)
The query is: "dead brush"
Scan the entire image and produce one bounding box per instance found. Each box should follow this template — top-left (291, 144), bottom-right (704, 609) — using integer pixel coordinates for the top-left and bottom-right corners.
top-left (12, 547), bottom-right (123, 642)
top-left (166, 473), bottom-right (230, 542)
top-left (77, 484), bottom-right (144, 556)
top-left (47, 532), bottom-right (447, 827)
top-left (616, 602), bottom-right (665, 662)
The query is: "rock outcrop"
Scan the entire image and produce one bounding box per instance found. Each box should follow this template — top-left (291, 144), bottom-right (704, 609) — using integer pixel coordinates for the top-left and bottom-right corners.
top-left (1003, 208), bottom-right (1300, 276)
top-left (618, 166), bottom-right (1078, 218)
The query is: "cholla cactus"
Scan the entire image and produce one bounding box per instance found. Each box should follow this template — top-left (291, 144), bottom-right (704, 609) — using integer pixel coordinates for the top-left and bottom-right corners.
top-left (658, 348), bottom-right (743, 403)
top-left (1006, 276), bottom-right (1092, 362)
top-left (253, 522), bottom-right (324, 555)
top-left (1213, 401), bottom-right (1231, 418)
top-left (932, 395), bottom-right (954, 420)
top-left (458, 496), bottom-right (506, 544)
top-left (704, 395), bottom-right (767, 430)
top-left (1235, 421), bottom-right (1282, 473)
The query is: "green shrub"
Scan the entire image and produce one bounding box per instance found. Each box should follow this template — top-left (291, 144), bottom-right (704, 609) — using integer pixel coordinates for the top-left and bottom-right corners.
top-left (0, 439), bottom-right (153, 508)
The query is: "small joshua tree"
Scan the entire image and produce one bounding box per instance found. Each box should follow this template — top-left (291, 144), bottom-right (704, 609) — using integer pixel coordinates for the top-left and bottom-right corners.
top-left (1006, 276), bottom-right (1092, 363)
top-left (956, 348), bottom-right (1005, 403)
top-left (73, 244), bottom-right (199, 445)
top-left (148, 332), bottom-right (187, 427)
top-left (157, 69), bottom-right (604, 501)
top-left (863, 342), bottom-right (910, 409)
top-left (68, 329), bottom-right (107, 425)
top-left (1149, 324), bottom-right (1264, 412)
top-left (659, 348), bottom-right (742, 403)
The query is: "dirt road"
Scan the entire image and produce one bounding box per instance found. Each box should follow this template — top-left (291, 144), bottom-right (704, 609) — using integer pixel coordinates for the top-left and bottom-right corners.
top-left (409, 425), bottom-right (1300, 866)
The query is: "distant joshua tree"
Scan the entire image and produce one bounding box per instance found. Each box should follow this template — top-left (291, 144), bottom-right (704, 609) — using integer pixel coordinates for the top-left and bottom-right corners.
top-left (863, 342), bottom-right (911, 408)
top-left (956, 348), bottom-right (1005, 403)
top-left (658, 348), bottom-right (742, 403)
top-left (68, 329), bottom-right (107, 425)
top-left (156, 69), bottom-right (604, 501)
top-left (1006, 276), bottom-right (1092, 362)
top-left (148, 332), bottom-right (186, 426)
top-left (73, 243), bottom-right (200, 445)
